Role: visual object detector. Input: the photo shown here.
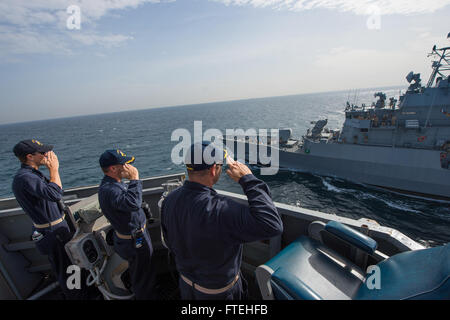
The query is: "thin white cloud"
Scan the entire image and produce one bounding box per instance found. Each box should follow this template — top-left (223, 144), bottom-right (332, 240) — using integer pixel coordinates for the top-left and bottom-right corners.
top-left (0, 26), bottom-right (73, 56)
top-left (212, 0), bottom-right (450, 15)
top-left (0, 0), bottom-right (164, 27)
top-left (310, 33), bottom-right (444, 91)
top-left (0, 0), bottom-right (165, 60)
top-left (70, 33), bottom-right (134, 48)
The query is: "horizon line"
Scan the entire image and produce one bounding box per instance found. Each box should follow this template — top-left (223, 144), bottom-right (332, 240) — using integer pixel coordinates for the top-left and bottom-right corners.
top-left (0, 84), bottom-right (405, 126)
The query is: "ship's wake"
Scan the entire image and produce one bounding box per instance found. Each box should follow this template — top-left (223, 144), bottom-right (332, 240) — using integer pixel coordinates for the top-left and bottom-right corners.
top-left (320, 177), bottom-right (423, 213)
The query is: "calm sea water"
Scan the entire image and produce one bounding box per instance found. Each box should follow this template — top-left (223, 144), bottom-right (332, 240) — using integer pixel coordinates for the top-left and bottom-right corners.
top-left (1, 88), bottom-right (449, 246)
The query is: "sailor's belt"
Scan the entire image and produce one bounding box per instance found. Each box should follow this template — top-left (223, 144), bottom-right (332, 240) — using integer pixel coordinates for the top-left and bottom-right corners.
top-left (180, 273), bottom-right (239, 295)
top-left (115, 224), bottom-right (147, 240)
top-left (33, 215), bottom-right (66, 229)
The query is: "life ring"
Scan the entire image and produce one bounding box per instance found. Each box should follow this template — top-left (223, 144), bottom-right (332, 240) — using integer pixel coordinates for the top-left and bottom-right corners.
top-left (441, 153), bottom-right (447, 160)
top-left (417, 136), bottom-right (426, 142)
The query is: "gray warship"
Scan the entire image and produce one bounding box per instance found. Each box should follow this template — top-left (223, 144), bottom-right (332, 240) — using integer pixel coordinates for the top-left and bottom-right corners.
top-left (226, 34), bottom-right (450, 201)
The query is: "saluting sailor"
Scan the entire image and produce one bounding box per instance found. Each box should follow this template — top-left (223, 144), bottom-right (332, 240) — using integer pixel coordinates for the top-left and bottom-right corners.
top-left (161, 141), bottom-right (283, 300)
top-left (97, 149), bottom-right (156, 299)
top-left (12, 139), bottom-right (90, 299)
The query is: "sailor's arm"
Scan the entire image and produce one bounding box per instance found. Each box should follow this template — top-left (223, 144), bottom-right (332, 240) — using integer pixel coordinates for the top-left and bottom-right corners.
top-left (112, 164), bottom-right (143, 211)
top-left (160, 199), bottom-right (170, 248)
top-left (24, 174), bottom-right (63, 202)
top-left (222, 158), bottom-right (283, 242)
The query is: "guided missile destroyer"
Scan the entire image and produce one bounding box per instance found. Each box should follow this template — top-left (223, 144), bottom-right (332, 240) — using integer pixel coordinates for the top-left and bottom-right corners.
top-left (226, 34), bottom-right (450, 200)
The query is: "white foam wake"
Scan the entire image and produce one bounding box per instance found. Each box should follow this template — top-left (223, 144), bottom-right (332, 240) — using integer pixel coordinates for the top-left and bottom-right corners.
top-left (320, 177), bottom-right (423, 213)
top-left (321, 178), bottom-right (344, 193)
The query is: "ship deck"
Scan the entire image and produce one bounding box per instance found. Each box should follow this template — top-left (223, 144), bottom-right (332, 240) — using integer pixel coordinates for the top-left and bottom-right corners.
top-left (0, 173), bottom-right (423, 300)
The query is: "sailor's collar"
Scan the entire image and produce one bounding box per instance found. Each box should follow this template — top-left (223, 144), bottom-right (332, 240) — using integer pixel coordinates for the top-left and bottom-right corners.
top-left (183, 180), bottom-right (217, 194)
top-left (21, 163), bottom-right (44, 177)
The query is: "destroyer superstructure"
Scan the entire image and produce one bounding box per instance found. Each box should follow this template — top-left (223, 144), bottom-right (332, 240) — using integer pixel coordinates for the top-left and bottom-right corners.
top-left (226, 34), bottom-right (450, 200)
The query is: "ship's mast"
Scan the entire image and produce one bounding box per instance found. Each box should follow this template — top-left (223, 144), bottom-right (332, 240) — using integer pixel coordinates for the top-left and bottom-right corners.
top-left (426, 33), bottom-right (450, 87)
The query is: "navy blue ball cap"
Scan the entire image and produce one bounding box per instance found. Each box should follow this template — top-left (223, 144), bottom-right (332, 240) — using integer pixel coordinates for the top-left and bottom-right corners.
top-left (13, 139), bottom-right (53, 158)
top-left (99, 149), bottom-right (135, 168)
top-left (185, 141), bottom-right (227, 172)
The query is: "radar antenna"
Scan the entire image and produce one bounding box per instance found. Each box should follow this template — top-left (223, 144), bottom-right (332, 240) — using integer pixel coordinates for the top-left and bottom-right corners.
top-left (406, 71), bottom-right (422, 92)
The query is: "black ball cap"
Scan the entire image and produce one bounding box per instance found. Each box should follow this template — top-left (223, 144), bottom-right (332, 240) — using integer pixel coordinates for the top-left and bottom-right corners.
top-left (13, 139), bottom-right (53, 158)
top-left (185, 141), bottom-right (227, 171)
top-left (99, 149), bottom-right (135, 168)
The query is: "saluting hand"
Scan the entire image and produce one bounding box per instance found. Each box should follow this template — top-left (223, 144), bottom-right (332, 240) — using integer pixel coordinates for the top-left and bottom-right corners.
top-left (43, 151), bottom-right (59, 171)
top-left (42, 151), bottom-right (62, 188)
top-left (226, 156), bottom-right (252, 182)
top-left (122, 164), bottom-right (139, 180)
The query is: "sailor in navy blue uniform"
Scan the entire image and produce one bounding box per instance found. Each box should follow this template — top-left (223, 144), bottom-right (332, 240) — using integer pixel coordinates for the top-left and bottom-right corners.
top-left (161, 141), bottom-right (283, 300)
top-left (98, 149), bottom-right (156, 299)
top-left (12, 139), bottom-right (87, 299)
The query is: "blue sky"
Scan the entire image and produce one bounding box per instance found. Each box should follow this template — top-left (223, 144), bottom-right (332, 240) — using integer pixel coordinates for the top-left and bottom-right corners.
top-left (1, 0), bottom-right (449, 124)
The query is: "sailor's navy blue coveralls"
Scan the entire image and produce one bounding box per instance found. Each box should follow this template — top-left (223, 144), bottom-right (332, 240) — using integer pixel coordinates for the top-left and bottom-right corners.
top-left (98, 175), bottom-right (156, 299)
top-left (12, 164), bottom-right (85, 299)
top-left (161, 174), bottom-right (283, 300)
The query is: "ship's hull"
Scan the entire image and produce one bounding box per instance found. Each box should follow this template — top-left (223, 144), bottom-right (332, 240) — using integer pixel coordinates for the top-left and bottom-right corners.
top-left (227, 139), bottom-right (450, 201)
